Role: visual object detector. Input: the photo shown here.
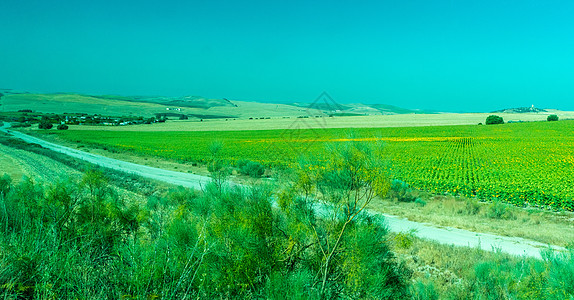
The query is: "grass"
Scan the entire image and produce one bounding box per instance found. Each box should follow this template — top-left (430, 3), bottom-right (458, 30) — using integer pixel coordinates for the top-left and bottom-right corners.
top-left (0, 144), bottom-right (27, 182)
top-left (370, 193), bottom-right (574, 247)
top-left (39, 119), bottom-right (574, 211)
top-left (22, 120), bottom-right (574, 248)
top-left (37, 110), bottom-right (574, 132)
top-left (389, 232), bottom-right (574, 299)
top-left (2, 93), bottom-right (165, 116)
top-left (1, 131), bottom-right (573, 298)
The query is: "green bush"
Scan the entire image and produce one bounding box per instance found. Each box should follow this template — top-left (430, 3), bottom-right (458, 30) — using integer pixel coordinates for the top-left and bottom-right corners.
top-left (389, 179), bottom-right (417, 202)
top-left (57, 124), bottom-right (69, 130)
top-left (38, 121), bottom-right (53, 129)
top-left (486, 199), bottom-right (515, 220)
top-left (237, 159), bottom-right (265, 177)
top-left (547, 114), bottom-right (559, 121)
top-left (0, 170), bottom-right (409, 298)
top-left (485, 115), bottom-right (504, 125)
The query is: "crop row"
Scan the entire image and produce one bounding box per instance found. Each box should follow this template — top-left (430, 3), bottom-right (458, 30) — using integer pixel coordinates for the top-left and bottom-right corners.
top-left (49, 120), bottom-right (574, 210)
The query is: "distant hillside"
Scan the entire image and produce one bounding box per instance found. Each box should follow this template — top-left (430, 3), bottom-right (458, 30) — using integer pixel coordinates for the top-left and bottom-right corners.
top-left (90, 95), bottom-right (237, 109)
top-left (290, 102), bottom-right (426, 115)
top-left (492, 106), bottom-right (547, 113)
top-left (0, 89), bottom-right (434, 119)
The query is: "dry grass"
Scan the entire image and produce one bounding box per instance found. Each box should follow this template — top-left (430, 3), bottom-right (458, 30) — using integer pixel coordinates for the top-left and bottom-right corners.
top-left (370, 193), bottom-right (574, 247)
top-left (0, 144), bottom-right (27, 182)
top-left (63, 111), bottom-right (574, 132)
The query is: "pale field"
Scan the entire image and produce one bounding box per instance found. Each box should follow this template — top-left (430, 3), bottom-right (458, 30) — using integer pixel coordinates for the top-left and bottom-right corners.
top-left (0, 144), bottom-right (27, 182)
top-left (64, 111), bottom-right (574, 132)
top-left (0, 142), bottom-right (81, 183)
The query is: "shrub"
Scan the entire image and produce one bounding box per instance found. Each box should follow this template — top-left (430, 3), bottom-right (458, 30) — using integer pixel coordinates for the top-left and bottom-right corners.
top-left (485, 115), bottom-right (504, 125)
top-left (389, 179), bottom-right (417, 202)
top-left (57, 124), bottom-right (69, 130)
top-left (486, 199), bottom-right (515, 220)
top-left (394, 232), bottom-right (414, 249)
top-left (237, 160), bottom-right (265, 178)
top-left (38, 121), bottom-right (53, 129)
top-left (547, 114), bottom-right (559, 121)
top-left (10, 122), bottom-right (31, 128)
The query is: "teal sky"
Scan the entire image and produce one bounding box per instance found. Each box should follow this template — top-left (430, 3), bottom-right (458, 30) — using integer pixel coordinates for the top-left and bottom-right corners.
top-left (1, 0), bottom-right (574, 112)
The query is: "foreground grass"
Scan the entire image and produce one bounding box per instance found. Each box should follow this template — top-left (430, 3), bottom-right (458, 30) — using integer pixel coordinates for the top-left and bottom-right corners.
top-left (390, 233), bottom-right (574, 299)
top-left (1, 171), bottom-right (573, 299)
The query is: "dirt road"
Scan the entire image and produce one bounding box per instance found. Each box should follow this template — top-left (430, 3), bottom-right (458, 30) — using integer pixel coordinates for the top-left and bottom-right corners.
top-left (1, 124), bottom-right (564, 259)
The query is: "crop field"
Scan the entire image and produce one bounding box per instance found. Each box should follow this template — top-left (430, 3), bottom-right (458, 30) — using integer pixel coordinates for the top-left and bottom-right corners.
top-left (46, 120), bottom-right (574, 210)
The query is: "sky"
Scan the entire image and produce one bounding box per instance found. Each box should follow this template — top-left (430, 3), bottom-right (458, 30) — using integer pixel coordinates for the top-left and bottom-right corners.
top-left (1, 0), bottom-right (574, 112)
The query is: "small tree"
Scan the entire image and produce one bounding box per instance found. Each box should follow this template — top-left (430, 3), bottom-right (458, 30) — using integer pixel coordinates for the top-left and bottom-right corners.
top-left (57, 124), bottom-right (69, 130)
top-left (38, 120), bottom-right (53, 129)
top-left (207, 141), bottom-right (230, 193)
top-left (486, 115), bottom-right (504, 125)
top-left (294, 141), bottom-right (393, 296)
top-left (547, 114), bottom-right (559, 121)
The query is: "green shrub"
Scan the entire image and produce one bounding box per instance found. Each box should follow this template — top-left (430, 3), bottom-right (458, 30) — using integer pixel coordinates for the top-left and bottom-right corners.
top-left (486, 199), bottom-right (515, 220)
top-left (394, 232), bottom-right (414, 249)
top-left (57, 124), bottom-right (69, 130)
top-left (237, 159), bottom-right (265, 178)
top-left (415, 198), bottom-right (427, 207)
top-left (464, 198), bottom-right (481, 215)
top-left (0, 167), bottom-right (409, 298)
top-left (389, 179), bottom-right (417, 202)
top-left (547, 114), bottom-right (559, 121)
top-left (411, 280), bottom-right (439, 300)
top-left (38, 121), bottom-right (53, 129)
top-left (485, 115), bottom-right (504, 125)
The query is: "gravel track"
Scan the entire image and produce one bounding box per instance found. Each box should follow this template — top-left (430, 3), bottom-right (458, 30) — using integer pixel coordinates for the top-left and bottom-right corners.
top-left (0, 124), bottom-right (564, 259)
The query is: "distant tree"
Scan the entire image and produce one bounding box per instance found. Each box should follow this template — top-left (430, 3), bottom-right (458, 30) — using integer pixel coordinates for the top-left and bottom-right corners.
top-left (179, 114), bottom-right (188, 120)
top-left (57, 124), bottom-right (69, 130)
top-left (547, 114), bottom-right (559, 122)
top-left (38, 118), bottom-right (53, 129)
top-left (485, 115), bottom-right (504, 125)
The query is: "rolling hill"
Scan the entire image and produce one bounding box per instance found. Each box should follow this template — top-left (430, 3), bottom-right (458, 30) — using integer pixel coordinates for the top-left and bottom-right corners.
top-left (0, 89), bottom-right (429, 119)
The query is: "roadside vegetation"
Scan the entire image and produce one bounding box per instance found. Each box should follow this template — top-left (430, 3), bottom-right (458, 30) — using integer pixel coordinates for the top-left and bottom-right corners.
top-left (0, 142), bottom-right (411, 299)
top-left (1, 140), bottom-right (574, 299)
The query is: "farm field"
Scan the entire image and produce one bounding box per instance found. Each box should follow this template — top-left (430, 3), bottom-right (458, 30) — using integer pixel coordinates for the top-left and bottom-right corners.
top-left (43, 119), bottom-right (574, 211)
top-left (63, 110), bottom-right (574, 131)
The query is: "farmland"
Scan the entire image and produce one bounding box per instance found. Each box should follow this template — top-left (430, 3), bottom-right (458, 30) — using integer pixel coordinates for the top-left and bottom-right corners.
top-left (43, 119), bottom-right (574, 211)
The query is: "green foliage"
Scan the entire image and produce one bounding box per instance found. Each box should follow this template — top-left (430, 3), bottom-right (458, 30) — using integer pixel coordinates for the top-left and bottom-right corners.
top-left (206, 141), bottom-right (230, 191)
top-left (0, 174), bottom-right (11, 197)
top-left (486, 199), bottom-right (516, 220)
top-left (237, 159), bottom-right (265, 177)
top-left (51, 120), bottom-right (574, 211)
top-left (390, 179), bottom-right (417, 202)
top-left (410, 280), bottom-right (439, 300)
top-left (38, 120), bottom-right (53, 129)
top-left (394, 232), bottom-right (414, 249)
top-left (0, 166), bottom-right (409, 298)
top-left (547, 114), bottom-right (559, 121)
top-left (486, 115), bottom-right (504, 125)
top-left (57, 124), bottom-right (69, 130)
top-left (414, 198), bottom-right (427, 207)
